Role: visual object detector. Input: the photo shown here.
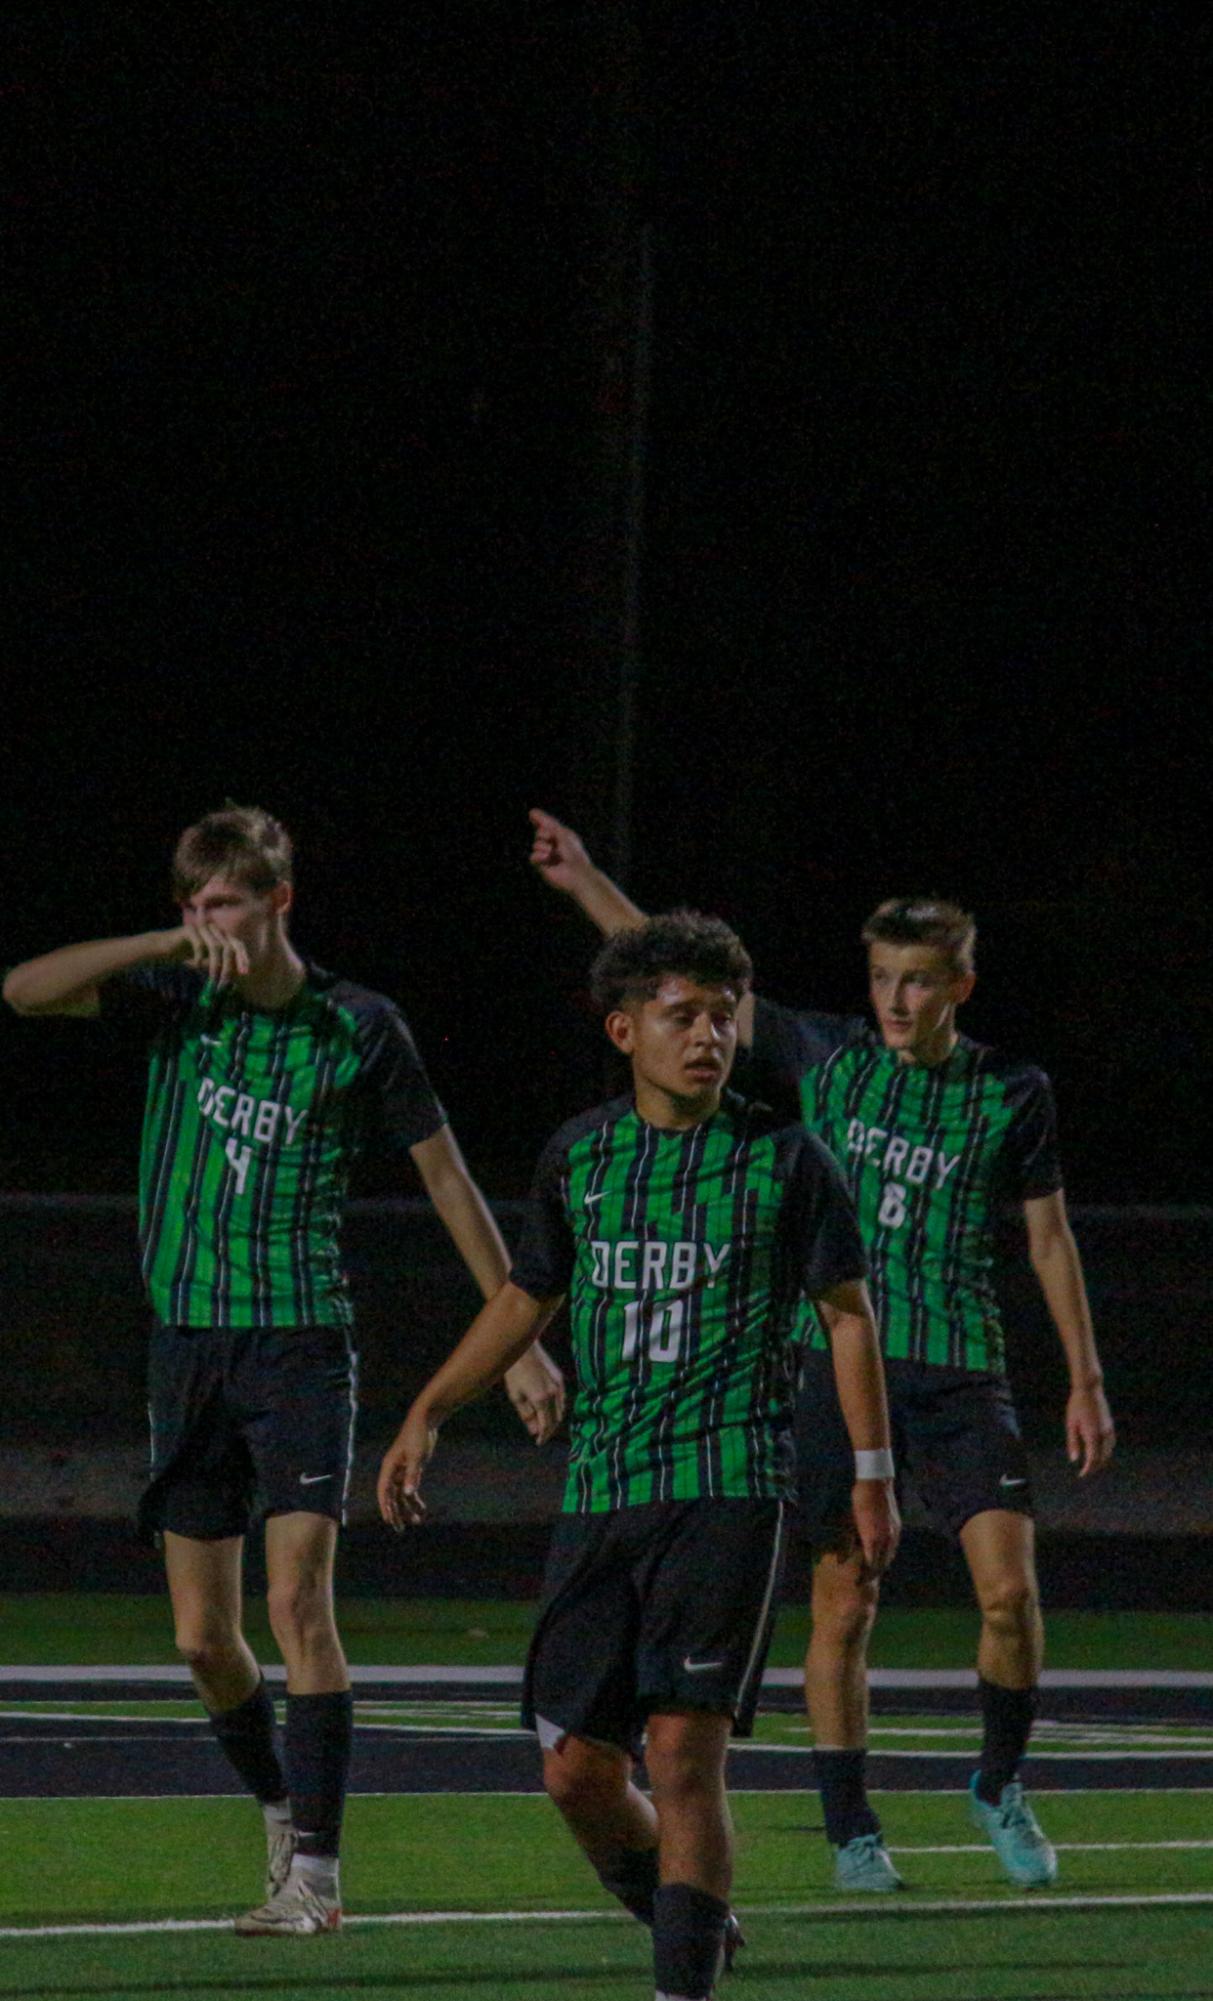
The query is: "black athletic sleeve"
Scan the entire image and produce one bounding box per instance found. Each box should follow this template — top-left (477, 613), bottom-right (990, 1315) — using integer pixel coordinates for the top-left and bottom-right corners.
top-left (749, 998), bottom-right (857, 1098)
top-left (509, 1134), bottom-right (576, 1300)
top-left (1004, 1068), bottom-right (1064, 1201)
top-left (780, 1128), bottom-right (869, 1299)
top-left (355, 1001), bottom-right (448, 1152)
top-left (100, 962), bottom-right (203, 1026)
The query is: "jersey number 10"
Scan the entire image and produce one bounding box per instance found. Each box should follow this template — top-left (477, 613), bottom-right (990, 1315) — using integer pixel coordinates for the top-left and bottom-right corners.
top-left (621, 1297), bottom-right (686, 1364)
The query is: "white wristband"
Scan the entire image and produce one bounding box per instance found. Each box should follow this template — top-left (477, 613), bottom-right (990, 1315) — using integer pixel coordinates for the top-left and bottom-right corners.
top-left (854, 1448), bottom-right (895, 1481)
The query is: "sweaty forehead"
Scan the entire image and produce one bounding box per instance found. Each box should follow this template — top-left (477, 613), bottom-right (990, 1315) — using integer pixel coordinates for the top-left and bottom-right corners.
top-left (647, 974), bottom-right (738, 1011)
top-left (867, 940), bottom-right (953, 978)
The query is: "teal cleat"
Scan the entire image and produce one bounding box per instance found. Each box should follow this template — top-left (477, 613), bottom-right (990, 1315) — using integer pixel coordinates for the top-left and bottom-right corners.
top-left (832, 1832), bottom-right (904, 1892)
top-left (968, 1773), bottom-right (1058, 1887)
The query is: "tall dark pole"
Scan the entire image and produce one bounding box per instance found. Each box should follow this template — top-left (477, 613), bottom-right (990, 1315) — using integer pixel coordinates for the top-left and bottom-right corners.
top-left (609, 218), bottom-right (653, 887)
top-left (557, 4), bottom-right (652, 884)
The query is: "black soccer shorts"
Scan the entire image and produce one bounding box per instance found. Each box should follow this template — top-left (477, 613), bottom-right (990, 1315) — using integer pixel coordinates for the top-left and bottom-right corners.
top-left (521, 1497), bottom-right (788, 1759)
top-left (795, 1349), bottom-right (1034, 1547)
top-left (139, 1323), bottom-right (358, 1541)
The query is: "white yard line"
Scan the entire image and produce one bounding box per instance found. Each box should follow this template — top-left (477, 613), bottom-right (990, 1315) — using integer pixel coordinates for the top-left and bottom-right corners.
top-left (4, 1889), bottom-right (1213, 1942)
top-left (898, 1840), bottom-right (1213, 1854)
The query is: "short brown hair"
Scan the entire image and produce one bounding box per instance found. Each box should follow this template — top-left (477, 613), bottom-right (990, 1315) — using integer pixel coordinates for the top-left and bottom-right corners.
top-left (861, 897), bottom-right (976, 977)
top-left (171, 804), bottom-right (294, 902)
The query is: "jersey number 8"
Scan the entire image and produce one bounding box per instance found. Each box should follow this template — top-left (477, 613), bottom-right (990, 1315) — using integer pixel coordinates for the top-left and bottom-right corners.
top-left (877, 1179), bottom-right (908, 1230)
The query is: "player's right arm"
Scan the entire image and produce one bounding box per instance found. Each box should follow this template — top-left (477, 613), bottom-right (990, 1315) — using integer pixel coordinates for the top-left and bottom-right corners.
top-left (817, 1277), bottom-right (901, 1579)
top-left (3, 924), bottom-right (247, 1017)
top-left (528, 806), bottom-right (758, 1046)
top-left (377, 1281), bottom-right (563, 1528)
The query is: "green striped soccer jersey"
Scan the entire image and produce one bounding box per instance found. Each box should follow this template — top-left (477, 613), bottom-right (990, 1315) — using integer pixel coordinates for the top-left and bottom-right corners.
top-left (750, 1001), bottom-right (1063, 1374)
top-left (105, 962), bottom-right (446, 1328)
top-left (509, 1090), bottom-right (867, 1513)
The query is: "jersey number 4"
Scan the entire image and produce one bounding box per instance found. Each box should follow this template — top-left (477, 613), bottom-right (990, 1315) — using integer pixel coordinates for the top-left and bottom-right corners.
top-left (621, 1297), bottom-right (685, 1364)
top-left (225, 1137), bottom-right (252, 1195)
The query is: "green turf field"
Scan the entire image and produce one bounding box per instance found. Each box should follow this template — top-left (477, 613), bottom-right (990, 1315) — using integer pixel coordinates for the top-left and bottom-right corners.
top-left (3, 1592), bottom-right (1210, 1668)
top-left (1, 1794), bottom-right (1210, 1996)
top-left (2, 1596), bottom-right (1209, 1996)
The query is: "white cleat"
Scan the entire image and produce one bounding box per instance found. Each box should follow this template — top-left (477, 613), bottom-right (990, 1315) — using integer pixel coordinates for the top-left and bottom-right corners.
top-left (234, 1881), bottom-right (342, 1936)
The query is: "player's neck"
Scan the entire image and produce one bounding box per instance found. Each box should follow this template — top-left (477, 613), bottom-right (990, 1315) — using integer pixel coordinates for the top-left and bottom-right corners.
top-left (236, 937), bottom-right (307, 1010)
top-left (632, 1079), bottom-right (723, 1131)
top-left (894, 1022), bottom-right (959, 1068)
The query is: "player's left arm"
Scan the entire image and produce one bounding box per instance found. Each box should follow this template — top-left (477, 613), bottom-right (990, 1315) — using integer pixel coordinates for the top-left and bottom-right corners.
top-left (1023, 1189), bottom-right (1115, 1476)
top-left (409, 1123), bottom-right (565, 1443)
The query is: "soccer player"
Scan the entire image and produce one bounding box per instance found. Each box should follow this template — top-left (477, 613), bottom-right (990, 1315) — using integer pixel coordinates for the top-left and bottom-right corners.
top-left (3, 804), bottom-right (564, 1935)
top-left (527, 808), bottom-right (1115, 1893)
top-left (378, 912), bottom-right (899, 2001)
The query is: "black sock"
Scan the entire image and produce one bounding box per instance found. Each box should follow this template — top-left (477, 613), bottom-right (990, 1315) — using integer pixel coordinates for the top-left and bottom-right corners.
top-left (976, 1677), bottom-right (1036, 1804)
top-left (286, 1690), bottom-right (354, 1858)
top-left (653, 1882), bottom-right (729, 2000)
top-left (596, 1842), bottom-right (659, 1924)
top-left (207, 1677), bottom-right (286, 1805)
top-left (814, 1747), bottom-right (880, 1846)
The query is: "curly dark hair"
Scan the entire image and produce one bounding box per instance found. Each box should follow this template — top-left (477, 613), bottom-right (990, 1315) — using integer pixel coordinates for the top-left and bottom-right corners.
top-left (589, 910), bottom-right (753, 1015)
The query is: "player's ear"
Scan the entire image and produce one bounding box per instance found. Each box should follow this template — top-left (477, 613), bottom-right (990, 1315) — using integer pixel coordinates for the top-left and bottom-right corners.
top-left (954, 970), bottom-right (976, 1006)
top-left (604, 1007), bottom-right (636, 1055)
top-left (271, 881), bottom-right (293, 918)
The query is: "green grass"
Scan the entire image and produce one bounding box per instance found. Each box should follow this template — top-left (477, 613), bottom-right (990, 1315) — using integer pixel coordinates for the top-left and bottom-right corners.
top-left (1, 1794), bottom-right (1210, 1997)
top-left (1, 1910), bottom-right (1211, 2001)
top-left (3, 1593), bottom-right (1210, 1669)
top-left (2, 1595), bottom-right (1209, 1995)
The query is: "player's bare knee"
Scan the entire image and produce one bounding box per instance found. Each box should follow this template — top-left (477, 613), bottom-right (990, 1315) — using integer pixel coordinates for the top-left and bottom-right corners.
top-left (645, 1735), bottom-right (723, 1812)
top-left (265, 1575), bottom-right (335, 1654)
top-left (977, 1573), bottom-right (1039, 1639)
top-left (174, 1626), bottom-right (241, 1678)
top-left (811, 1567), bottom-right (879, 1654)
top-left (542, 1739), bottom-right (621, 1816)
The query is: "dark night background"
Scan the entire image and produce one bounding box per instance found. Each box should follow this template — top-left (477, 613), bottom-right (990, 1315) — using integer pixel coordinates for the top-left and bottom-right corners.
top-left (2, 5), bottom-right (1208, 1207)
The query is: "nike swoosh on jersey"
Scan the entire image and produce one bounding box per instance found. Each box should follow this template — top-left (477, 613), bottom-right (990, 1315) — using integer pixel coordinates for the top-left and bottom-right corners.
top-left (299, 1473), bottom-right (334, 1485)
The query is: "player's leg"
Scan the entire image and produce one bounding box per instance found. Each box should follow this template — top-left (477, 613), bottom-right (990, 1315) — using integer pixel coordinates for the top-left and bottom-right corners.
top-left (960, 1507), bottom-right (1056, 1884)
top-left (541, 1730), bottom-right (660, 1916)
top-left (806, 1540), bottom-right (900, 1886)
top-left (797, 1351), bottom-right (901, 1890)
top-left (910, 1370), bottom-right (1056, 1887)
top-left (234, 1510), bottom-right (349, 1933)
top-left (147, 1325), bottom-right (292, 1892)
top-left (526, 1512), bottom-right (662, 1926)
top-left (635, 1497), bottom-right (787, 1995)
top-left (646, 1709), bottom-right (735, 2000)
top-left (164, 1528), bottom-right (258, 1706)
top-left (962, 1505), bottom-right (1044, 1695)
top-left (232, 1328), bottom-right (356, 1936)
top-left (163, 1530), bottom-right (294, 1896)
